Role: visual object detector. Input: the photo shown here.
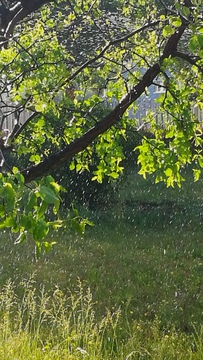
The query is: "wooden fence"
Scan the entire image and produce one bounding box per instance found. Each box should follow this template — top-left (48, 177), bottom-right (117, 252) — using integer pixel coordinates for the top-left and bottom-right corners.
top-left (1, 95), bottom-right (203, 133)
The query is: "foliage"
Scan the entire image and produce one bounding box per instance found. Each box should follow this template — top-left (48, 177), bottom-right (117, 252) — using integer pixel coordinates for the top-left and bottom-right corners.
top-left (0, 0), bottom-right (203, 244)
top-left (0, 169), bottom-right (93, 257)
top-left (42, 123), bottom-right (142, 208)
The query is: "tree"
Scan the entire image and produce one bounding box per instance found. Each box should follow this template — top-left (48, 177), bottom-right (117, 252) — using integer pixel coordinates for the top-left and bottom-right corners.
top-left (0, 0), bottom-right (203, 253)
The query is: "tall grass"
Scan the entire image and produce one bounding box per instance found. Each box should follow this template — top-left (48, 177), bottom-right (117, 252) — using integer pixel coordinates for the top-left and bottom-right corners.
top-left (0, 276), bottom-right (120, 359)
top-left (0, 277), bottom-right (203, 359)
top-left (1, 167), bottom-right (203, 358)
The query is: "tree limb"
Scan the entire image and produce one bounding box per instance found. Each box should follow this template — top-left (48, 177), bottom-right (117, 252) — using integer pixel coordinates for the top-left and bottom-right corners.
top-left (20, 22), bottom-right (188, 183)
top-left (3, 0), bottom-right (55, 38)
top-left (173, 50), bottom-right (203, 73)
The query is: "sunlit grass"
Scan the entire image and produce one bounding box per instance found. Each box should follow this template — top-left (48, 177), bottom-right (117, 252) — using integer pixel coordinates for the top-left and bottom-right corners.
top-left (0, 277), bottom-right (120, 359)
top-left (0, 167), bottom-right (203, 357)
top-left (1, 225), bottom-right (203, 329)
top-left (0, 278), bottom-right (202, 359)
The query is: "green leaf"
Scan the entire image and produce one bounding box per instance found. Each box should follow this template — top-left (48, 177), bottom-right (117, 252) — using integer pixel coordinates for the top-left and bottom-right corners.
top-left (71, 204), bottom-right (79, 216)
top-left (50, 181), bottom-right (61, 193)
top-left (43, 241), bottom-right (57, 253)
top-left (27, 191), bottom-right (38, 210)
top-left (5, 217), bottom-right (15, 227)
top-left (48, 219), bottom-right (63, 229)
top-left (38, 185), bottom-right (59, 205)
top-left (69, 161), bottom-right (75, 170)
top-left (197, 34), bottom-right (203, 48)
top-left (0, 220), bottom-right (5, 229)
top-left (12, 167), bottom-right (19, 175)
top-left (33, 219), bottom-right (49, 241)
top-left (15, 172), bottom-right (25, 184)
top-left (0, 204), bottom-right (5, 217)
top-left (35, 241), bottom-right (42, 260)
top-left (45, 175), bottom-right (55, 185)
top-left (30, 154), bottom-right (41, 163)
top-left (171, 17), bottom-right (182, 27)
top-left (37, 200), bottom-right (48, 218)
top-left (19, 214), bottom-right (33, 229)
top-left (163, 25), bottom-right (174, 38)
top-left (182, 6), bottom-right (190, 17)
top-left (189, 35), bottom-right (198, 51)
top-left (110, 172), bottom-right (119, 179)
top-left (71, 218), bottom-right (84, 235)
top-left (2, 183), bottom-right (15, 202)
top-left (164, 168), bottom-right (173, 177)
top-left (193, 168), bottom-right (201, 182)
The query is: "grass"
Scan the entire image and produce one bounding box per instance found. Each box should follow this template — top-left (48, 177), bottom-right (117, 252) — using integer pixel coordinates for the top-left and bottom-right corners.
top-left (0, 278), bottom-right (203, 359)
top-left (0, 166), bottom-right (203, 358)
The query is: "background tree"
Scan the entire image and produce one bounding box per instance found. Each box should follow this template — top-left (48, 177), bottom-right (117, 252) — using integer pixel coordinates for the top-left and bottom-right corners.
top-left (0, 0), bottom-right (203, 252)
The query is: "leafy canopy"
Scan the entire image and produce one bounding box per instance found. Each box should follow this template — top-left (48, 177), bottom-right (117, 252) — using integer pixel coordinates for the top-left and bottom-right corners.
top-left (0, 0), bottom-right (203, 252)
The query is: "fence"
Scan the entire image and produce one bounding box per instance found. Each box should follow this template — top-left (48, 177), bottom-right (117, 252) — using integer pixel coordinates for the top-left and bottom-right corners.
top-left (1, 91), bottom-right (203, 133)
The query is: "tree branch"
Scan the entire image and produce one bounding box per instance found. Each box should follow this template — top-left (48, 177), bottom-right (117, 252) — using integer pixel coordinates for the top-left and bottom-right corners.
top-left (19, 22), bottom-right (187, 183)
top-left (20, 63), bottom-right (160, 182)
top-left (173, 50), bottom-right (203, 73)
top-left (10, 111), bottom-right (38, 141)
top-left (3, 0), bottom-right (55, 38)
top-left (20, 23), bottom-right (188, 183)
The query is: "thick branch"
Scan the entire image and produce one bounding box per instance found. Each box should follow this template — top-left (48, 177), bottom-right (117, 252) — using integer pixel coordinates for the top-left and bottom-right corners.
top-left (10, 112), bottom-right (38, 141)
top-left (3, 0), bottom-right (55, 38)
top-left (0, 1), bottom-right (21, 32)
top-left (19, 24), bottom-right (187, 183)
top-left (173, 50), bottom-right (203, 73)
top-left (21, 64), bottom-right (160, 182)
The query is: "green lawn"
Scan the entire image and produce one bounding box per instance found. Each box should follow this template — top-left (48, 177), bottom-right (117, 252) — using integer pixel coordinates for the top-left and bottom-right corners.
top-left (0, 168), bottom-right (203, 358)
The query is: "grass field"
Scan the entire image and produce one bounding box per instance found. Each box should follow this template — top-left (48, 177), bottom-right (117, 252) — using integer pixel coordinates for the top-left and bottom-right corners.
top-left (0, 167), bottom-right (203, 358)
